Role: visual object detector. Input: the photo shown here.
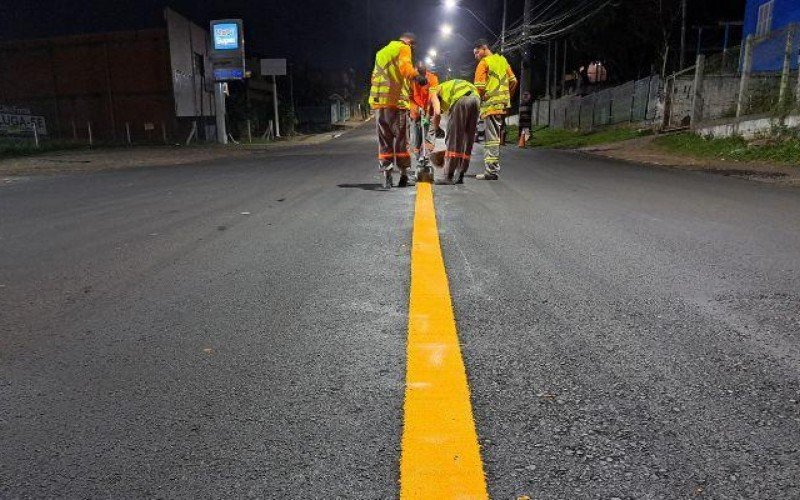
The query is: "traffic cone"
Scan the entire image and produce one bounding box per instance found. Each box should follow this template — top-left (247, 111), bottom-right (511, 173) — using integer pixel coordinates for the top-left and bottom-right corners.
top-left (518, 128), bottom-right (528, 148)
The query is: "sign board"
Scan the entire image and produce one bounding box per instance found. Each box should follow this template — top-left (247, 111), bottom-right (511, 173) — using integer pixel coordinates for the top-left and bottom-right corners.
top-left (210, 19), bottom-right (245, 82)
top-left (214, 68), bottom-right (245, 81)
top-left (261, 59), bottom-right (287, 76)
top-left (212, 23), bottom-right (240, 51)
top-left (0, 107), bottom-right (47, 135)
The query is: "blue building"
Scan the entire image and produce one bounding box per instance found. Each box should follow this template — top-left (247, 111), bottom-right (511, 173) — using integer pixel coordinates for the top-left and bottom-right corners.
top-left (743, 0), bottom-right (800, 71)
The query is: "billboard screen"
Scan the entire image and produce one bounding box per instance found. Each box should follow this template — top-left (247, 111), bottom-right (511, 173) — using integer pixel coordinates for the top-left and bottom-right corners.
top-left (213, 23), bottom-right (239, 50)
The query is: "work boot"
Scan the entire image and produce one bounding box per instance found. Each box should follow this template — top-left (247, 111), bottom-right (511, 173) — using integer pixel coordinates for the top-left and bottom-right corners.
top-left (382, 170), bottom-right (394, 189)
top-left (398, 173), bottom-right (410, 187)
top-left (454, 173), bottom-right (465, 184)
top-left (476, 172), bottom-right (499, 180)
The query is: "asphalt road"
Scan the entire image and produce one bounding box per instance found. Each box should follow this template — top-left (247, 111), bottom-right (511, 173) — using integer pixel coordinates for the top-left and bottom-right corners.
top-left (1, 126), bottom-right (799, 499)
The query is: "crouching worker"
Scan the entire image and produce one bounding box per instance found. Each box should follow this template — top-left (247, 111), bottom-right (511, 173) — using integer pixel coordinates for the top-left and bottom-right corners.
top-left (429, 79), bottom-right (481, 184)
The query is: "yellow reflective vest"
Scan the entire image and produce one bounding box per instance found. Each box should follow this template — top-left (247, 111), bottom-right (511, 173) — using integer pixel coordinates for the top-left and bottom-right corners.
top-left (370, 41), bottom-right (412, 110)
top-left (480, 54), bottom-right (513, 116)
top-left (436, 79), bottom-right (478, 113)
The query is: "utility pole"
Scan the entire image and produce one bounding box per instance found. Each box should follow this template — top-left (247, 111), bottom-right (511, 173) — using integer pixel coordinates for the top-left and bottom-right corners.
top-left (289, 65), bottom-right (296, 133)
top-left (695, 25), bottom-right (704, 61)
top-left (545, 41), bottom-right (551, 99)
top-left (562, 39), bottom-right (568, 96)
top-left (272, 75), bottom-right (281, 138)
top-left (214, 82), bottom-right (228, 145)
top-left (519, 0), bottom-right (532, 109)
top-left (553, 40), bottom-right (559, 98)
top-left (679, 0), bottom-right (688, 69)
top-left (500, 0), bottom-right (508, 53)
top-left (718, 21), bottom-right (742, 71)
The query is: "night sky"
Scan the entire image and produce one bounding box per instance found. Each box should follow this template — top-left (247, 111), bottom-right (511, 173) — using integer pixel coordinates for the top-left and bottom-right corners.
top-left (1, 0), bottom-right (745, 76)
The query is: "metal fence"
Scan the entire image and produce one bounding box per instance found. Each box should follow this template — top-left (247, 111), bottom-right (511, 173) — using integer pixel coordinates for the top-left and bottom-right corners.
top-left (532, 75), bottom-right (660, 130)
top-left (331, 101), bottom-right (351, 123)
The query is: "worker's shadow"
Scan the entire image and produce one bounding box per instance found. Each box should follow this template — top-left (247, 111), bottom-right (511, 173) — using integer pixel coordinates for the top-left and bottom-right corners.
top-left (337, 183), bottom-right (391, 191)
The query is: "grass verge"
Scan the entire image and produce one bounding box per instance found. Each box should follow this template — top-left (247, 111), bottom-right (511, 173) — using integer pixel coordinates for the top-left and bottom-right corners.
top-left (527, 126), bottom-right (649, 149)
top-left (0, 139), bottom-right (90, 159)
top-left (653, 132), bottom-right (800, 165)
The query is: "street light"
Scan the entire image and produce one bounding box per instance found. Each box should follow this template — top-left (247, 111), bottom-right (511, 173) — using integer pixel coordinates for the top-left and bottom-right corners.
top-left (441, 0), bottom-right (498, 38)
top-left (428, 48), bottom-right (438, 58)
top-left (440, 23), bottom-right (471, 45)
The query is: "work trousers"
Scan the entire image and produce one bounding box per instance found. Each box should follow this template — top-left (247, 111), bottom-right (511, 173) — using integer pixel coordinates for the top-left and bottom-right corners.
top-left (410, 116), bottom-right (423, 163)
top-left (443, 94), bottom-right (481, 180)
top-left (375, 108), bottom-right (411, 172)
top-left (484, 113), bottom-right (503, 174)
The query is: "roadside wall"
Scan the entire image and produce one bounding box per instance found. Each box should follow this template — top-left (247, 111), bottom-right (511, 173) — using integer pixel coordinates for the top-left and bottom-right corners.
top-left (532, 75), bottom-right (660, 130)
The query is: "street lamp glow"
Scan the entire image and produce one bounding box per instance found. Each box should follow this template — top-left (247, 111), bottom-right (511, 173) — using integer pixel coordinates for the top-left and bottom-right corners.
top-left (428, 48), bottom-right (438, 58)
top-left (440, 24), bottom-right (453, 37)
top-left (425, 56), bottom-right (434, 66)
top-left (444, 0), bottom-right (458, 9)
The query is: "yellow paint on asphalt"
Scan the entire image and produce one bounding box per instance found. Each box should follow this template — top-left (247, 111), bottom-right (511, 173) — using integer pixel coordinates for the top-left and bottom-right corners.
top-left (400, 181), bottom-right (488, 499)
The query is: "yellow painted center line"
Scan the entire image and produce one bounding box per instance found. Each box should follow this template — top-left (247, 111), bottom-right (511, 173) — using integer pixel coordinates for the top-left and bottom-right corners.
top-left (400, 181), bottom-right (489, 499)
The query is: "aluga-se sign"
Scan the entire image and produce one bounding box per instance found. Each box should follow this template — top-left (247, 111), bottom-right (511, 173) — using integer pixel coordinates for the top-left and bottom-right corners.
top-left (0, 107), bottom-right (47, 135)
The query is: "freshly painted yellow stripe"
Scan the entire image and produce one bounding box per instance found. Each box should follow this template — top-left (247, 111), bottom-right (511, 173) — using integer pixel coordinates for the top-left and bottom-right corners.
top-left (400, 181), bottom-right (488, 499)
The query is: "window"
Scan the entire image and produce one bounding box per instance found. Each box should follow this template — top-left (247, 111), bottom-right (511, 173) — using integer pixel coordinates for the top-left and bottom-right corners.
top-left (756, 0), bottom-right (774, 37)
top-left (193, 53), bottom-right (205, 79)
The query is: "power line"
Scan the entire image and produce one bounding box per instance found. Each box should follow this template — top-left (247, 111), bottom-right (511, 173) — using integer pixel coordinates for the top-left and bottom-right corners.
top-left (498, 0), bottom-right (613, 52)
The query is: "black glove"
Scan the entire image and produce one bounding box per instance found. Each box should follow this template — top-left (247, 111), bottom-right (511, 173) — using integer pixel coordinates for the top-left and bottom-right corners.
top-left (435, 127), bottom-right (445, 139)
top-left (414, 74), bottom-right (428, 87)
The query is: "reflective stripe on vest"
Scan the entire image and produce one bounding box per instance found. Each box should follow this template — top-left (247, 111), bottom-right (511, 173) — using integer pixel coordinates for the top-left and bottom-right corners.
top-left (438, 80), bottom-right (477, 112)
top-left (481, 54), bottom-right (511, 114)
top-left (370, 41), bottom-right (410, 109)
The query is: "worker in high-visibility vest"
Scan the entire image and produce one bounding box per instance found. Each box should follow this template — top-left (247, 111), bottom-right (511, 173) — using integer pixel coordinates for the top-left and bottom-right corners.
top-left (409, 61), bottom-right (440, 165)
top-left (473, 39), bottom-right (518, 180)
top-left (369, 32), bottom-right (427, 189)
top-left (429, 79), bottom-right (481, 185)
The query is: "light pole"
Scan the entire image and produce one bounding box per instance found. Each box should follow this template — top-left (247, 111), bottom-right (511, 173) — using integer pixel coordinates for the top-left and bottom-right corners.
top-left (501, 0), bottom-right (508, 52)
top-left (679, 0), bottom-right (687, 69)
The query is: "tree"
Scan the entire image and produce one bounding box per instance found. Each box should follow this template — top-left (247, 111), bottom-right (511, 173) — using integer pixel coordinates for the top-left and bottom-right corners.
top-left (569, 0), bottom-right (683, 81)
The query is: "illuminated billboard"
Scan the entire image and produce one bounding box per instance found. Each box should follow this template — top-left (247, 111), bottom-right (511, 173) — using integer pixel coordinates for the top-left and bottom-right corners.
top-left (213, 23), bottom-right (239, 50)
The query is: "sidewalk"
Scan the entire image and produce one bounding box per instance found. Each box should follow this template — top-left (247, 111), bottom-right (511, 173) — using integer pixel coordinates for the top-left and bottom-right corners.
top-left (1, 121), bottom-right (369, 178)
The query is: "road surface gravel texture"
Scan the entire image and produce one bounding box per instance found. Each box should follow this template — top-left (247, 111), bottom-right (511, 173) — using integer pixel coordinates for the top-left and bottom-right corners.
top-left (1, 126), bottom-right (799, 498)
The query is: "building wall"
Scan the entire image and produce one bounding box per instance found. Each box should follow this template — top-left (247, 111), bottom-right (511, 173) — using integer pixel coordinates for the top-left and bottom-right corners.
top-left (745, 0), bottom-right (800, 36)
top-left (0, 30), bottom-right (176, 141)
top-left (165, 8), bottom-right (215, 121)
top-left (744, 0), bottom-right (800, 72)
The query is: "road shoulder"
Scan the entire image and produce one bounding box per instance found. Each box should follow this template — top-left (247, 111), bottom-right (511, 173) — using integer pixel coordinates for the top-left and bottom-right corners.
top-left (0, 119), bottom-right (368, 178)
top-left (577, 135), bottom-right (800, 186)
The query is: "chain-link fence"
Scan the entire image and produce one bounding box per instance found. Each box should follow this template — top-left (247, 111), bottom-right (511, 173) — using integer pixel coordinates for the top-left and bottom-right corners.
top-left (532, 75), bottom-right (660, 131)
top-left (740, 23), bottom-right (799, 116)
top-left (662, 23), bottom-right (800, 133)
